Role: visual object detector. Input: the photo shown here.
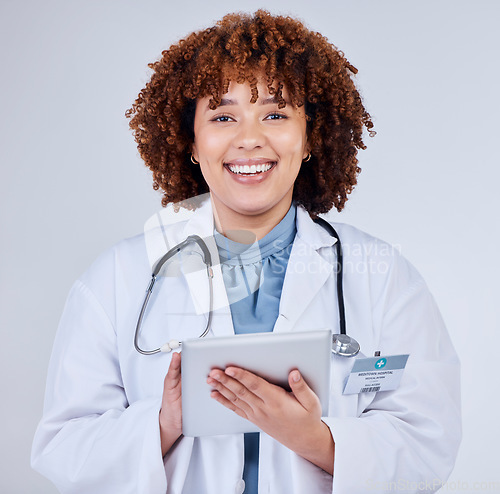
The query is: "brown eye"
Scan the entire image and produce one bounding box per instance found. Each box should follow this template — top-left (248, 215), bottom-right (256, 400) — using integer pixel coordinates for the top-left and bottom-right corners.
top-left (212, 114), bottom-right (234, 123)
top-left (266, 113), bottom-right (287, 120)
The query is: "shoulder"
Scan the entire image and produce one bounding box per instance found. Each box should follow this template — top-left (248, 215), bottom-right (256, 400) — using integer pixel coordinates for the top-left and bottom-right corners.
top-left (316, 220), bottom-right (398, 259)
top-left (320, 220), bottom-right (425, 291)
top-left (325, 221), bottom-right (395, 254)
top-left (77, 232), bottom-right (150, 300)
top-left (81, 205), bottom-right (197, 282)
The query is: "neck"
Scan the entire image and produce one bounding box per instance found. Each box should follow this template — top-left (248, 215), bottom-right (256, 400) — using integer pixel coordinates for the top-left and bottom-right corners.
top-left (211, 194), bottom-right (293, 243)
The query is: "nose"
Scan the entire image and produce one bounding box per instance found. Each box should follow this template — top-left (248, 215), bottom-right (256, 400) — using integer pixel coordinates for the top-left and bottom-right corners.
top-left (233, 117), bottom-right (266, 150)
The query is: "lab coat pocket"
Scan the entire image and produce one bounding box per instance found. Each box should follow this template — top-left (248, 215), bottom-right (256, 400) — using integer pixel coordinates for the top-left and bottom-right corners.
top-left (328, 352), bottom-right (376, 418)
top-left (328, 354), bottom-right (357, 417)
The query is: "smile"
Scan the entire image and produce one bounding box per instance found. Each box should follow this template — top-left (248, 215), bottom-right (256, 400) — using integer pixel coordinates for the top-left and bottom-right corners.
top-left (225, 161), bottom-right (276, 175)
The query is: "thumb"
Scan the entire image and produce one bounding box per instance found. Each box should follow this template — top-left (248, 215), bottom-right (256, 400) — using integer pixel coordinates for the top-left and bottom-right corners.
top-left (288, 370), bottom-right (320, 412)
top-left (164, 352), bottom-right (182, 393)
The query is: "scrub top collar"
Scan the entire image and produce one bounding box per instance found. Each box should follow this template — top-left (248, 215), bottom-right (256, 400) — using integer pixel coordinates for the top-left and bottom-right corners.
top-left (214, 203), bottom-right (297, 265)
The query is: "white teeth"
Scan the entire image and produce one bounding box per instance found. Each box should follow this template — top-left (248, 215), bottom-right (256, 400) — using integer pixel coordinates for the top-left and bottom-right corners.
top-left (227, 162), bottom-right (274, 174)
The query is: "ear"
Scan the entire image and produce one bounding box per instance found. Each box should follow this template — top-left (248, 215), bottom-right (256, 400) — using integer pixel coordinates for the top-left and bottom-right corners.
top-left (192, 145), bottom-right (199, 163)
top-left (302, 141), bottom-right (312, 161)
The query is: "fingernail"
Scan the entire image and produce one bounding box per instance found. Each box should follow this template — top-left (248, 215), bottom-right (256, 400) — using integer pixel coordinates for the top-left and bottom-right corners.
top-left (292, 371), bottom-right (300, 383)
top-left (225, 368), bottom-right (236, 377)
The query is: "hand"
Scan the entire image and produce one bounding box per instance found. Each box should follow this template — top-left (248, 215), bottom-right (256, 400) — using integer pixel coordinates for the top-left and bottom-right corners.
top-left (159, 351), bottom-right (183, 456)
top-left (207, 367), bottom-right (334, 474)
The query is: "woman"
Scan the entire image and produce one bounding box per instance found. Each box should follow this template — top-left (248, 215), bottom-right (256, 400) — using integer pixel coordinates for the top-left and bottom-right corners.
top-left (32, 10), bottom-right (461, 494)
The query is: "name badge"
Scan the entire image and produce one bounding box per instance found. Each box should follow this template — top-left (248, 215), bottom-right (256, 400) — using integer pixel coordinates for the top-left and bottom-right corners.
top-left (343, 354), bottom-right (409, 395)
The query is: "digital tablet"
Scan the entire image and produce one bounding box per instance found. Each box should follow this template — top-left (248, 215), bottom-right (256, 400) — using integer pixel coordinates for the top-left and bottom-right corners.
top-left (181, 329), bottom-right (332, 437)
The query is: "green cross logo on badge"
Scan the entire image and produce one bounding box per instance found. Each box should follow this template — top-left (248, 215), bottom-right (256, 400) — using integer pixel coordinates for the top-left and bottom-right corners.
top-left (375, 358), bottom-right (387, 369)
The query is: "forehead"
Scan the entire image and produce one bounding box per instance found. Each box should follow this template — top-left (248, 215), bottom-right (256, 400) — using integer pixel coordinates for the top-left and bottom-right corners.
top-left (197, 76), bottom-right (293, 111)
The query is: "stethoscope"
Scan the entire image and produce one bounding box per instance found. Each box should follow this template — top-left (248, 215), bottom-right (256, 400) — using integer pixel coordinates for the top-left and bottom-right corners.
top-left (134, 218), bottom-right (360, 357)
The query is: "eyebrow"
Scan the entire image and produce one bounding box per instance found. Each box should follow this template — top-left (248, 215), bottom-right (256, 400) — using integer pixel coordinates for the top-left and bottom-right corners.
top-left (207, 96), bottom-right (290, 110)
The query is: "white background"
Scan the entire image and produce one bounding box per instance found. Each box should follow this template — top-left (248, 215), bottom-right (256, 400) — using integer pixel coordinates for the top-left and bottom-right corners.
top-left (1, 0), bottom-right (499, 492)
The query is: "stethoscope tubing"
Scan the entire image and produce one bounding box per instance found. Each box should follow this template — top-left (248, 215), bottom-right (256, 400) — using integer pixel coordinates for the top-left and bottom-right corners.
top-left (134, 235), bottom-right (214, 355)
top-left (312, 218), bottom-right (347, 336)
top-left (134, 223), bottom-right (360, 357)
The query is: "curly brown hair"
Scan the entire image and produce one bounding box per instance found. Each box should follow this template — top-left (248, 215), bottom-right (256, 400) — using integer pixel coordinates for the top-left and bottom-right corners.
top-left (126, 9), bottom-right (374, 215)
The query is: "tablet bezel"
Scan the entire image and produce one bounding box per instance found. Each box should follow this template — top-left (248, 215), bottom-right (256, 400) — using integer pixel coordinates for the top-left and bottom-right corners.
top-left (181, 329), bottom-right (332, 437)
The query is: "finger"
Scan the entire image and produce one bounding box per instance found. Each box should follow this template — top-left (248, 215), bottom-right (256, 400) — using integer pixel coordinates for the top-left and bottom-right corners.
top-left (164, 352), bottom-right (181, 392)
top-left (208, 369), bottom-right (263, 410)
top-left (288, 370), bottom-right (321, 412)
top-left (207, 374), bottom-right (254, 417)
top-left (223, 366), bottom-right (274, 402)
top-left (160, 352), bottom-right (182, 432)
top-left (207, 375), bottom-right (239, 402)
top-left (209, 389), bottom-right (249, 420)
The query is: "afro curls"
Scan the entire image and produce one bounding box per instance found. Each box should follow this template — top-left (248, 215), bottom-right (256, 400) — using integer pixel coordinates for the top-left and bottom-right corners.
top-left (126, 9), bottom-right (375, 215)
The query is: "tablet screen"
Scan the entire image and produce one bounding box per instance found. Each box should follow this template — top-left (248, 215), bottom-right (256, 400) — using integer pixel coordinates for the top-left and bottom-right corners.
top-left (181, 329), bottom-right (332, 437)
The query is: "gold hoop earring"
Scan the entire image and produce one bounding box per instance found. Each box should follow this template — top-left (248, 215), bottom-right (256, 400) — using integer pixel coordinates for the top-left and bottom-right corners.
top-left (190, 155), bottom-right (199, 165)
top-left (303, 153), bottom-right (311, 162)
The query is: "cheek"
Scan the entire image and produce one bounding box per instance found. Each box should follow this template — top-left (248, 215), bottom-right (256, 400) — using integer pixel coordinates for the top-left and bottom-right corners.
top-left (273, 126), bottom-right (307, 156)
top-left (198, 164), bottom-right (218, 192)
top-left (195, 130), bottom-right (229, 160)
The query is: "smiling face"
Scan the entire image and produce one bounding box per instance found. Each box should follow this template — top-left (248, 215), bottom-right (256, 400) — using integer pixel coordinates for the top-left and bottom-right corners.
top-left (192, 79), bottom-right (309, 239)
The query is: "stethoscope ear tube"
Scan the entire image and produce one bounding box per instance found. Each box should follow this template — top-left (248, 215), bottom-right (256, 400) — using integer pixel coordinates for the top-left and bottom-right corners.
top-left (152, 235), bottom-right (210, 277)
top-left (135, 235), bottom-right (214, 356)
top-left (135, 220), bottom-right (360, 357)
top-left (313, 218), bottom-right (360, 357)
top-left (134, 276), bottom-right (160, 355)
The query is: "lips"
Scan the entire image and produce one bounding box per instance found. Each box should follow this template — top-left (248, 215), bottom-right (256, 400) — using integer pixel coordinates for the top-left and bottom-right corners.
top-left (224, 158), bottom-right (277, 176)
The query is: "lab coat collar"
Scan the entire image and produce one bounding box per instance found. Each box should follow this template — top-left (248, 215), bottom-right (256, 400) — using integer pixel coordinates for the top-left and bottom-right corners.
top-left (182, 194), bottom-right (215, 239)
top-left (146, 198), bottom-right (340, 336)
top-left (142, 195), bottom-right (233, 337)
top-left (181, 199), bottom-right (338, 249)
top-left (275, 207), bottom-right (338, 332)
top-left (295, 207), bottom-right (338, 250)
top-left (181, 197), bottom-right (234, 337)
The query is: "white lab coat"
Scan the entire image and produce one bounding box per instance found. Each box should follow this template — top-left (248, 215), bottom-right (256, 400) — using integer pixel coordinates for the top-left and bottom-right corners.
top-left (32, 199), bottom-right (461, 494)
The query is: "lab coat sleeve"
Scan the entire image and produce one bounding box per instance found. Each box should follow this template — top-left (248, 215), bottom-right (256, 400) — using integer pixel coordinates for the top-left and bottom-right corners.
top-left (324, 258), bottom-right (461, 493)
top-left (31, 279), bottom-right (168, 494)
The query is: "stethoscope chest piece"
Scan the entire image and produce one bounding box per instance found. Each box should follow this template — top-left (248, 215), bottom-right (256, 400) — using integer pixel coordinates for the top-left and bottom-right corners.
top-left (332, 333), bottom-right (360, 357)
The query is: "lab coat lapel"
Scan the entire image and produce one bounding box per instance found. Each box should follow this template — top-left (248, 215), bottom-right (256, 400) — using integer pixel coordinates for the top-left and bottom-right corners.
top-left (275, 207), bottom-right (337, 333)
top-left (181, 199), bottom-right (234, 337)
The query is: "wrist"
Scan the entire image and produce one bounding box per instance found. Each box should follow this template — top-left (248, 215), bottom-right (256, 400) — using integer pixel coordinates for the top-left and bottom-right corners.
top-left (296, 420), bottom-right (335, 475)
top-left (159, 412), bottom-right (182, 456)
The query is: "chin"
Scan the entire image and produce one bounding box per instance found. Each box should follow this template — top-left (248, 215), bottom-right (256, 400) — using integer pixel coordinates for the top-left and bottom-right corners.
top-left (236, 200), bottom-right (284, 217)
top-left (211, 189), bottom-right (291, 220)
top-left (234, 204), bottom-right (270, 216)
